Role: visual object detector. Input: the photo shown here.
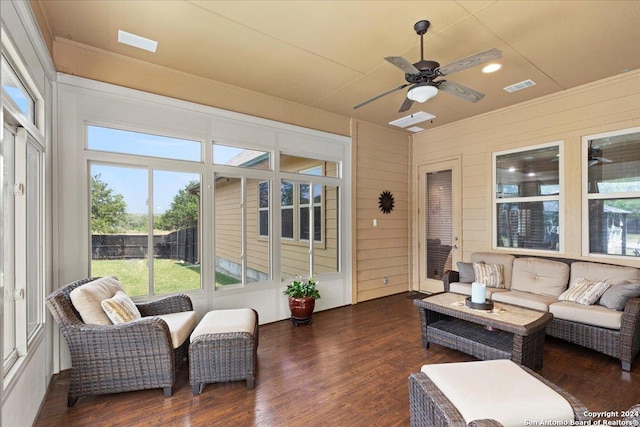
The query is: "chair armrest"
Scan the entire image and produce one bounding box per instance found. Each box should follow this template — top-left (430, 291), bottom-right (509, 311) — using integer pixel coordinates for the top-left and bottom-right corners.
top-left (409, 372), bottom-right (468, 427)
top-left (443, 270), bottom-right (459, 292)
top-left (137, 294), bottom-right (193, 316)
top-left (468, 421), bottom-right (504, 427)
top-left (65, 317), bottom-right (174, 361)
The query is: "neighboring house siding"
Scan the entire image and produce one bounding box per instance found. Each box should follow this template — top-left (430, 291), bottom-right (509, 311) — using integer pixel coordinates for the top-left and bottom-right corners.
top-left (214, 158), bottom-right (339, 280)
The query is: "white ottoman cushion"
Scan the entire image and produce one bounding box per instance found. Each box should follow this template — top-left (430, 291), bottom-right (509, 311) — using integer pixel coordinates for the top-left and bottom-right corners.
top-left (191, 309), bottom-right (256, 342)
top-left (156, 311), bottom-right (197, 349)
top-left (421, 360), bottom-right (574, 426)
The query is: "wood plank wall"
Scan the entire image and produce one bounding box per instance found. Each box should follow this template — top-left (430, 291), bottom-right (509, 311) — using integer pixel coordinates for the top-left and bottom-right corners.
top-left (411, 71), bottom-right (640, 282)
top-left (352, 120), bottom-right (411, 302)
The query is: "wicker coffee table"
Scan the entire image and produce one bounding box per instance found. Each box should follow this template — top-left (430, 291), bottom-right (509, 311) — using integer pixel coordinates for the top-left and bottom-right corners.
top-left (414, 292), bottom-right (553, 369)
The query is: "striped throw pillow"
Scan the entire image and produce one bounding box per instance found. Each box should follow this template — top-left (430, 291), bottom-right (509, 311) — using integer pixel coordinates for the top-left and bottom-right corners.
top-left (101, 290), bottom-right (142, 324)
top-left (558, 278), bottom-right (611, 305)
top-left (473, 263), bottom-right (505, 288)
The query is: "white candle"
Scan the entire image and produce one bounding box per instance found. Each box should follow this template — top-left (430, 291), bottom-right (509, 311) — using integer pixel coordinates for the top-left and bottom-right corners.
top-left (471, 282), bottom-right (486, 304)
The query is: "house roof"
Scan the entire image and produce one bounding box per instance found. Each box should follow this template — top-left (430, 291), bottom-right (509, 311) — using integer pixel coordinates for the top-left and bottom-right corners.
top-left (32, 1), bottom-right (640, 132)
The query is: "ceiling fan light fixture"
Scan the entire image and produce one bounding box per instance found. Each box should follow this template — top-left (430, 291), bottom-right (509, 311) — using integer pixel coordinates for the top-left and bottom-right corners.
top-left (407, 84), bottom-right (438, 103)
top-left (482, 63), bottom-right (502, 73)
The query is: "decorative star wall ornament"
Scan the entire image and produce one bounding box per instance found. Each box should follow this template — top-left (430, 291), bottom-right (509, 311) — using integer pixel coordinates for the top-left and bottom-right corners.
top-left (378, 190), bottom-right (395, 214)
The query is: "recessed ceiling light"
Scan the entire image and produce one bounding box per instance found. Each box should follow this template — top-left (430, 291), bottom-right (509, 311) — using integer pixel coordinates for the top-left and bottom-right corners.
top-left (482, 63), bottom-right (502, 73)
top-left (388, 111), bottom-right (435, 128)
top-left (508, 167), bottom-right (516, 172)
top-left (528, 172), bottom-right (536, 177)
top-left (118, 30), bottom-right (158, 53)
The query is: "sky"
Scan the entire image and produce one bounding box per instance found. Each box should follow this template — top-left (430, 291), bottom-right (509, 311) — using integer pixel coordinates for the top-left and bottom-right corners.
top-left (89, 126), bottom-right (201, 214)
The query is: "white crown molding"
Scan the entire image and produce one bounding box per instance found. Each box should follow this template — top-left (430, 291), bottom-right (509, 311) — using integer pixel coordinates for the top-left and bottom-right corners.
top-left (10, 0), bottom-right (56, 81)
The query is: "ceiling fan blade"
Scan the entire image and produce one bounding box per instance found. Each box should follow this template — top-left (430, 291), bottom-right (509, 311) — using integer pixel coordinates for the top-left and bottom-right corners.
top-left (385, 56), bottom-right (420, 74)
top-left (353, 84), bottom-right (409, 109)
top-left (398, 97), bottom-right (414, 113)
top-left (438, 80), bottom-right (485, 103)
top-left (437, 48), bottom-right (502, 76)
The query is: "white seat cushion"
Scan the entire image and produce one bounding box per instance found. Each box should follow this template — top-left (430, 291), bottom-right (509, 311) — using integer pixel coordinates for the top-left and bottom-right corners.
top-left (69, 276), bottom-right (125, 325)
top-left (156, 311), bottom-right (197, 349)
top-left (421, 360), bottom-right (575, 426)
top-left (492, 289), bottom-right (557, 312)
top-left (549, 301), bottom-right (623, 330)
top-left (191, 309), bottom-right (256, 342)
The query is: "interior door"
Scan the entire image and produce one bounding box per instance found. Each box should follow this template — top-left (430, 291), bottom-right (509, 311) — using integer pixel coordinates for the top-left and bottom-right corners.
top-left (418, 159), bottom-right (461, 293)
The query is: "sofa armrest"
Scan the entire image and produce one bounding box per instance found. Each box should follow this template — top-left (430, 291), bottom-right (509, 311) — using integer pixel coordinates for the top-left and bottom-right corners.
top-left (619, 297), bottom-right (640, 370)
top-left (443, 270), bottom-right (459, 292)
top-left (137, 294), bottom-right (193, 316)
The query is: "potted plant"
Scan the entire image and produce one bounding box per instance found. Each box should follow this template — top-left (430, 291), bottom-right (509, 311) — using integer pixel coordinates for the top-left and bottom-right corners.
top-left (284, 277), bottom-right (320, 326)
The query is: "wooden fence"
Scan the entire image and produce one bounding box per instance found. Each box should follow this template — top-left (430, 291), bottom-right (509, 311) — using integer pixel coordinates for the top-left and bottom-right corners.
top-left (92, 226), bottom-right (198, 264)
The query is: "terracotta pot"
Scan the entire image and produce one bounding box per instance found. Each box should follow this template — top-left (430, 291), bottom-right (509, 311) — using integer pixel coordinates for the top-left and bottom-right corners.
top-left (288, 296), bottom-right (315, 321)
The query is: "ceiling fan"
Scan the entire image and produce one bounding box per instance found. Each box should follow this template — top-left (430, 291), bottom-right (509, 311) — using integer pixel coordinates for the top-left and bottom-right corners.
top-left (588, 141), bottom-right (613, 166)
top-left (353, 20), bottom-right (502, 113)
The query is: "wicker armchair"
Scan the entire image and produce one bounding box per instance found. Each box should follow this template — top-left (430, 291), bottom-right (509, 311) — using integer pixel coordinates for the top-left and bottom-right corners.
top-left (46, 277), bottom-right (194, 406)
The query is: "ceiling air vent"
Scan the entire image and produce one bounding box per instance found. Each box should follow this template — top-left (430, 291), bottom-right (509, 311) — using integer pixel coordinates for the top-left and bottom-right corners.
top-left (503, 79), bottom-right (536, 93)
top-left (389, 111), bottom-right (435, 128)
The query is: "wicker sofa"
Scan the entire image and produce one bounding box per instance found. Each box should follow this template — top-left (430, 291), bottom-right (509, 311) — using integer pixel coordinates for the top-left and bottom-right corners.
top-left (443, 253), bottom-right (640, 370)
top-left (46, 277), bottom-right (196, 406)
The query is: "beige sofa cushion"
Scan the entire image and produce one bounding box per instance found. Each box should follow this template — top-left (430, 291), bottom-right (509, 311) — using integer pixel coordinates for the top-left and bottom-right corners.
top-left (570, 262), bottom-right (640, 287)
top-left (69, 276), bottom-right (125, 325)
top-left (492, 290), bottom-right (558, 312)
top-left (511, 257), bottom-right (570, 297)
top-left (156, 311), bottom-right (197, 349)
top-left (191, 309), bottom-right (257, 342)
top-left (549, 301), bottom-right (623, 330)
top-left (470, 252), bottom-right (515, 289)
top-left (448, 282), bottom-right (508, 299)
top-left (421, 360), bottom-right (575, 426)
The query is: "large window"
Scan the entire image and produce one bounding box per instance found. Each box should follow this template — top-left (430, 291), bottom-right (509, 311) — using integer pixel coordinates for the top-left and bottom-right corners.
top-left (2, 46), bottom-right (45, 377)
top-left (584, 128), bottom-right (640, 258)
top-left (88, 127), bottom-right (203, 297)
top-left (494, 143), bottom-right (562, 251)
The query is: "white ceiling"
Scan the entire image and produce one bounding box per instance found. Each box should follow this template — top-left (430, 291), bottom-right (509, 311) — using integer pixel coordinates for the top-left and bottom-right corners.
top-left (33, 0), bottom-right (640, 131)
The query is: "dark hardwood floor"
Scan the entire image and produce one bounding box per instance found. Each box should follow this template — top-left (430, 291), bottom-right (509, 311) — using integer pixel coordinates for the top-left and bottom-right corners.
top-left (36, 292), bottom-right (640, 426)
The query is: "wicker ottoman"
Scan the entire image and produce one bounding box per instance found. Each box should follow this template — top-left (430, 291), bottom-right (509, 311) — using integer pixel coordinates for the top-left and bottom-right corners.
top-left (189, 308), bottom-right (259, 396)
top-left (409, 360), bottom-right (590, 427)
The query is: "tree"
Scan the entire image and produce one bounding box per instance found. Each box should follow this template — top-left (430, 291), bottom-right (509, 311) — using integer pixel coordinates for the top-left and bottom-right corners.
top-left (157, 181), bottom-right (199, 230)
top-left (91, 174), bottom-right (127, 233)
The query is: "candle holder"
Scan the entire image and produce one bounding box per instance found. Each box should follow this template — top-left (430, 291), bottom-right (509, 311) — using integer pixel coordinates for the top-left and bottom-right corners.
top-left (465, 297), bottom-right (494, 310)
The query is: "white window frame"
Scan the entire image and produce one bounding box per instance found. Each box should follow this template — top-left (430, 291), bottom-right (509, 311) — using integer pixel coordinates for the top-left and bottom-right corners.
top-left (492, 141), bottom-right (564, 254)
top-left (581, 126), bottom-right (640, 259)
top-left (1, 38), bottom-right (46, 380)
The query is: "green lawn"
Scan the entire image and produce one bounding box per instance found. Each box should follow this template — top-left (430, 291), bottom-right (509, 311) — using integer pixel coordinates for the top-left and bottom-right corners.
top-left (91, 258), bottom-right (238, 297)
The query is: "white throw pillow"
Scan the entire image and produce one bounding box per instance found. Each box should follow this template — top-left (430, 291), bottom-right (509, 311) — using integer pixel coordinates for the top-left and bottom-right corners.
top-left (101, 291), bottom-right (142, 324)
top-left (558, 278), bottom-right (610, 305)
